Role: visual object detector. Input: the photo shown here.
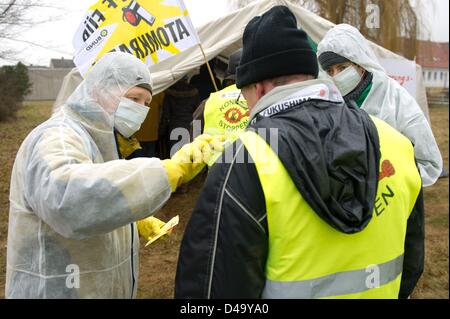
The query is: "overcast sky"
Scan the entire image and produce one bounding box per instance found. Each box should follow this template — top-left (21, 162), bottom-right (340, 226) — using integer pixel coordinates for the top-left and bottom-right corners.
top-left (1, 0), bottom-right (448, 66)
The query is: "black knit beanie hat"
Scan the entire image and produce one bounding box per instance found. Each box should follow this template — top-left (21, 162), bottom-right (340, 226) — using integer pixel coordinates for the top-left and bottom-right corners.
top-left (318, 51), bottom-right (350, 71)
top-left (236, 5), bottom-right (318, 89)
top-left (224, 49), bottom-right (243, 80)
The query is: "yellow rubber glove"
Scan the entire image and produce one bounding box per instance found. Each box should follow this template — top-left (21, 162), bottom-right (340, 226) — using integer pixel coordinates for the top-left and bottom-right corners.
top-left (199, 135), bottom-right (227, 164)
top-left (162, 134), bottom-right (225, 192)
top-left (137, 216), bottom-right (165, 241)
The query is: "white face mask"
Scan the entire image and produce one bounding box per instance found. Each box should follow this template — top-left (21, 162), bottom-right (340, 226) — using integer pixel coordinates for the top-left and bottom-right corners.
top-left (114, 97), bottom-right (149, 138)
top-left (332, 65), bottom-right (363, 96)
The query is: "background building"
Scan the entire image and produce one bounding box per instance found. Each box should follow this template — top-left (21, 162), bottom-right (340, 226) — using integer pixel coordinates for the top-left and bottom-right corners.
top-left (417, 41), bottom-right (449, 89)
top-left (25, 58), bottom-right (74, 101)
top-left (416, 41), bottom-right (449, 106)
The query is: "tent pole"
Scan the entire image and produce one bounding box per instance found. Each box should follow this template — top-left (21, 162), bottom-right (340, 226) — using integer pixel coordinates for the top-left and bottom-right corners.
top-left (198, 44), bottom-right (219, 92)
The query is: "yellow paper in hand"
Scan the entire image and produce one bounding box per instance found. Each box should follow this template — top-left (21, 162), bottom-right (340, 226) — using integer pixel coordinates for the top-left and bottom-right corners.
top-left (145, 215), bottom-right (179, 247)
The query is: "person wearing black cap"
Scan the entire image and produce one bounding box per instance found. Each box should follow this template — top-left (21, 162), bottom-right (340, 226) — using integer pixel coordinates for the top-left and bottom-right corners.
top-left (191, 49), bottom-right (249, 140)
top-left (203, 49), bottom-right (249, 138)
top-left (175, 6), bottom-right (424, 299)
top-left (222, 48), bottom-right (243, 88)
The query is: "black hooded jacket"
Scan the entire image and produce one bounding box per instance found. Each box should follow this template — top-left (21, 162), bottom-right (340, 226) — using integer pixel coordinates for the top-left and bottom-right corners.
top-left (175, 85), bottom-right (424, 299)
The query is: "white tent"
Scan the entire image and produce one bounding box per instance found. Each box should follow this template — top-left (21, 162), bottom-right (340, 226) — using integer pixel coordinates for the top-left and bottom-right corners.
top-left (54, 0), bottom-right (430, 120)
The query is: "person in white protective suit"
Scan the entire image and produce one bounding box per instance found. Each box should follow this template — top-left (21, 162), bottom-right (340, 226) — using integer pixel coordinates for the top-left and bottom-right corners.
top-left (317, 24), bottom-right (442, 187)
top-left (6, 52), bottom-right (223, 298)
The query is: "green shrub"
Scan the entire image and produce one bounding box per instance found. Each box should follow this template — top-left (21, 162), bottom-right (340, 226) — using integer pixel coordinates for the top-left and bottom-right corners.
top-left (0, 62), bottom-right (32, 121)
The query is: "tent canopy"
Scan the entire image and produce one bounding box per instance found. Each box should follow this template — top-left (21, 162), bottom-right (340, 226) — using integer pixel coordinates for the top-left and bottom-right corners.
top-left (54, 0), bottom-right (429, 118)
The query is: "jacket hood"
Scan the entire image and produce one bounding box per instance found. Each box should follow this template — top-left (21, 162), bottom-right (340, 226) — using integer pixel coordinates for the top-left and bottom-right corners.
top-left (317, 24), bottom-right (443, 187)
top-left (61, 52), bottom-right (152, 161)
top-left (317, 24), bottom-right (386, 75)
top-left (250, 80), bottom-right (380, 233)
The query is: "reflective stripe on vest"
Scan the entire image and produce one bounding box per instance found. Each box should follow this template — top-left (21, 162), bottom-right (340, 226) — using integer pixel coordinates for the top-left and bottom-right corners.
top-left (239, 116), bottom-right (421, 299)
top-left (263, 254), bottom-right (404, 299)
top-left (204, 84), bottom-right (249, 137)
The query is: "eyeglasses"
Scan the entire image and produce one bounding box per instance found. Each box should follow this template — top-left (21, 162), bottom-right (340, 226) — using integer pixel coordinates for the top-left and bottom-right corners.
top-left (235, 89), bottom-right (249, 110)
top-left (235, 91), bottom-right (242, 104)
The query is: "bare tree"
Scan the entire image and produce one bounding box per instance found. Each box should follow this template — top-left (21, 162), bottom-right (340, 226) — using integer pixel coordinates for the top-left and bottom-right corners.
top-left (0, 0), bottom-right (66, 62)
top-left (229, 0), bottom-right (317, 11)
top-left (228, 0), bottom-right (427, 59)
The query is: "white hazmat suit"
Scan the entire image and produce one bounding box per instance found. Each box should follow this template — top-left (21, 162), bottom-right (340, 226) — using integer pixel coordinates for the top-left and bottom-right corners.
top-left (6, 53), bottom-right (172, 298)
top-left (318, 24), bottom-right (442, 187)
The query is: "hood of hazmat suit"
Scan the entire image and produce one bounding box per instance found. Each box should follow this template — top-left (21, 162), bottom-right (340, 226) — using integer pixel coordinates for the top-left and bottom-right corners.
top-left (6, 52), bottom-right (171, 298)
top-left (318, 24), bottom-right (442, 187)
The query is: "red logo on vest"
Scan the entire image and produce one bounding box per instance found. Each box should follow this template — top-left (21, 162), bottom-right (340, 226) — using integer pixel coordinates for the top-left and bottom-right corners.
top-left (224, 108), bottom-right (249, 124)
top-left (379, 160), bottom-right (395, 181)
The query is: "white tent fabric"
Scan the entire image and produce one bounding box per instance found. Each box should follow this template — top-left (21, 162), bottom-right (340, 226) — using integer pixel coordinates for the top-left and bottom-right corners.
top-left (54, 0), bottom-right (429, 120)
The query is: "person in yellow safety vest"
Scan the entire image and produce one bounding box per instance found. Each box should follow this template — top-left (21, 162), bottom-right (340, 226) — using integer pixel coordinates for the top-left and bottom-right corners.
top-left (193, 49), bottom-right (249, 141)
top-left (175, 6), bottom-right (424, 299)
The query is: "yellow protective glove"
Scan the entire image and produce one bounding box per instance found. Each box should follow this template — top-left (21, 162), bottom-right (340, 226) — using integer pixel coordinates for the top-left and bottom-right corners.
top-left (137, 216), bottom-right (166, 241)
top-left (162, 134), bottom-right (225, 192)
top-left (198, 134), bottom-right (227, 164)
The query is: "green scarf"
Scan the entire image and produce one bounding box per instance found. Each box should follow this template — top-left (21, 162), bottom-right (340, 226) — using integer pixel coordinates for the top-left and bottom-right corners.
top-left (356, 82), bottom-right (373, 108)
top-left (345, 71), bottom-right (374, 108)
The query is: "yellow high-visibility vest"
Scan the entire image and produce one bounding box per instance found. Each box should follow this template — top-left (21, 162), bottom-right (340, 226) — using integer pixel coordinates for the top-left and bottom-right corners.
top-left (239, 116), bottom-right (422, 299)
top-left (116, 132), bottom-right (141, 159)
top-left (204, 84), bottom-right (249, 138)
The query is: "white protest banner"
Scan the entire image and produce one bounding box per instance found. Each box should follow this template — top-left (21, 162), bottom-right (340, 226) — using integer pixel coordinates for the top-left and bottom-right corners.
top-left (379, 58), bottom-right (417, 98)
top-left (73, 0), bottom-right (200, 77)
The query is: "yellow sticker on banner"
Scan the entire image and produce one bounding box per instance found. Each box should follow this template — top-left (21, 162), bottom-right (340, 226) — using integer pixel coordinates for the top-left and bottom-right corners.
top-left (145, 215), bottom-right (179, 247)
top-left (73, 0), bottom-right (200, 76)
